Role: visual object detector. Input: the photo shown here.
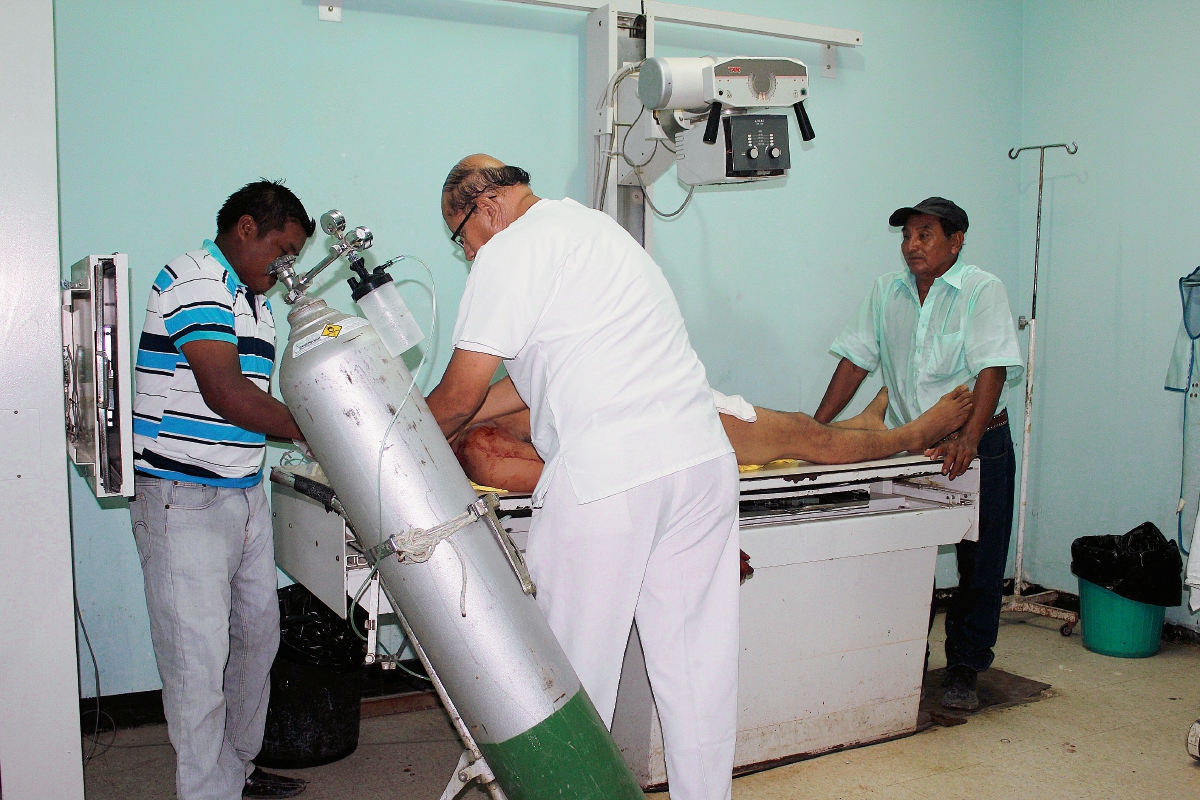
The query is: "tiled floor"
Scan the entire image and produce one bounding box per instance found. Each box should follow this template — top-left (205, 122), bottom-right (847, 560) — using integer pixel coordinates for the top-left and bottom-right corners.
top-left (732, 613), bottom-right (1200, 799)
top-left (83, 612), bottom-right (1200, 799)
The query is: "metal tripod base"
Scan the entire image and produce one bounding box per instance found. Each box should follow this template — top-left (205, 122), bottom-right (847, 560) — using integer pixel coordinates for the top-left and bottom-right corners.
top-left (378, 581), bottom-right (508, 800)
top-left (440, 749), bottom-right (508, 800)
top-left (1002, 590), bottom-right (1078, 636)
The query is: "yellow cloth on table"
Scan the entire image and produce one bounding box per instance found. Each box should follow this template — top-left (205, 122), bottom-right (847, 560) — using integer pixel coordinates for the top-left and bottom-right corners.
top-left (737, 459), bottom-right (800, 473)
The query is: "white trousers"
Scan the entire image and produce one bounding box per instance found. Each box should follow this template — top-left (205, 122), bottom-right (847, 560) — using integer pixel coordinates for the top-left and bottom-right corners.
top-left (526, 454), bottom-right (740, 800)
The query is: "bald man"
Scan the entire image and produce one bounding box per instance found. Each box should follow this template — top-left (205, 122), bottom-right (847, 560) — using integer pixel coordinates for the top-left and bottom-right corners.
top-left (426, 155), bottom-right (738, 800)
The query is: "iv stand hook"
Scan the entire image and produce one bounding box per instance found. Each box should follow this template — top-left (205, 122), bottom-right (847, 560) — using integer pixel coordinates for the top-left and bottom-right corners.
top-left (1008, 142), bottom-right (1078, 159)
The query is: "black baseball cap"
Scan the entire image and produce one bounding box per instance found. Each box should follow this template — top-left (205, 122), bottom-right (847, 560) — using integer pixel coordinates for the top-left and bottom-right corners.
top-left (889, 197), bottom-right (969, 234)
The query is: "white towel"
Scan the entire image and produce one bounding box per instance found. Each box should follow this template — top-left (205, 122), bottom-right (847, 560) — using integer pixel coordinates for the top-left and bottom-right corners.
top-left (711, 389), bottom-right (757, 423)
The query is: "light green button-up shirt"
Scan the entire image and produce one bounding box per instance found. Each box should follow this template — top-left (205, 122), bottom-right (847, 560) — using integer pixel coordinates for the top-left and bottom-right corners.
top-left (831, 261), bottom-right (1025, 428)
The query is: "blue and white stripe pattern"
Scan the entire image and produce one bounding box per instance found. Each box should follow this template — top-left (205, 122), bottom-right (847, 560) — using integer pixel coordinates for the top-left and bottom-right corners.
top-left (133, 240), bottom-right (275, 487)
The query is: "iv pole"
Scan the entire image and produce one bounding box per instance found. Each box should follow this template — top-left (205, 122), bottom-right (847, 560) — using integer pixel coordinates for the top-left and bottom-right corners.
top-left (1002, 142), bottom-right (1080, 635)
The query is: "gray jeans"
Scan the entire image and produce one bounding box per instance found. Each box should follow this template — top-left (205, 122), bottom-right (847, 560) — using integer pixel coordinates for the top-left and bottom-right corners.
top-left (131, 476), bottom-right (280, 800)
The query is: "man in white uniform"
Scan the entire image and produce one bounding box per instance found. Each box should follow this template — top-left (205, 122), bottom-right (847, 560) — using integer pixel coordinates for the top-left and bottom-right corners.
top-left (426, 154), bottom-right (739, 800)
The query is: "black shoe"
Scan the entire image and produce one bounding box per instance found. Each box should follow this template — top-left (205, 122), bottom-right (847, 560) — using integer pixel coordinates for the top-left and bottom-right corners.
top-left (244, 767), bottom-right (307, 798)
top-left (941, 665), bottom-right (980, 711)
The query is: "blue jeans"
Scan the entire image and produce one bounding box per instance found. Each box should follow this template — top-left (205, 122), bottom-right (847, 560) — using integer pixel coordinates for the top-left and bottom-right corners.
top-left (130, 476), bottom-right (280, 800)
top-left (944, 422), bottom-right (1017, 673)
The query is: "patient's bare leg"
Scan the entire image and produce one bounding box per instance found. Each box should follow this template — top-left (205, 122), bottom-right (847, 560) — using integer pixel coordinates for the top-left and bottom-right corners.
top-left (453, 413), bottom-right (542, 493)
top-left (455, 388), bottom-right (973, 488)
top-left (830, 387), bottom-right (889, 431)
top-left (722, 386), bottom-right (972, 466)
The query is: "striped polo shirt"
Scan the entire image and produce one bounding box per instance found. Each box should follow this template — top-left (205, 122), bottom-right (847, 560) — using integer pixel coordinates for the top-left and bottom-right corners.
top-left (132, 240), bottom-right (276, 487)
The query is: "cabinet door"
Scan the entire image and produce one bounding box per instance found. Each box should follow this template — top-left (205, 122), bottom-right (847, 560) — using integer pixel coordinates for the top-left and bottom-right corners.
top-left (63, 254), bottom-right (133, 497)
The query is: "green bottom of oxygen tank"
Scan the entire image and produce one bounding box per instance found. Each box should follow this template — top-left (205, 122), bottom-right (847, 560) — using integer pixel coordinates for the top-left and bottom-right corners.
top-left (478, 689), bottom-right (644, 799)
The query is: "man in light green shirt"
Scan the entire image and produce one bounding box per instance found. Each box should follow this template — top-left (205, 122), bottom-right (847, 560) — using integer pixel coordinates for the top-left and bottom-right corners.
top-left (816, 197), bottom-right (1023, 712)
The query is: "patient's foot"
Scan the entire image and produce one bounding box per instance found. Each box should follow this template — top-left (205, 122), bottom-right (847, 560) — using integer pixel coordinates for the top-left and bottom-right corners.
top-left (909, 386), bottom-right (973, 449)
top-left (861, 387), bottom-right (889, 430)
top-left (831, 387), bottom-right (889, 431)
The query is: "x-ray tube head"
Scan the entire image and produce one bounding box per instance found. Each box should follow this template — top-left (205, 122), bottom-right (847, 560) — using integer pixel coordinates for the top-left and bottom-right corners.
top-left (638, 57), bottom-right (716, 110)
top-left (639, 55), bottom-right (809, 111)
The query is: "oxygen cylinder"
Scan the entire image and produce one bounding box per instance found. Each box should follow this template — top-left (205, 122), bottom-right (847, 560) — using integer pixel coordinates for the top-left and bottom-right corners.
top-left (278, 297), bottom-right (643, 799)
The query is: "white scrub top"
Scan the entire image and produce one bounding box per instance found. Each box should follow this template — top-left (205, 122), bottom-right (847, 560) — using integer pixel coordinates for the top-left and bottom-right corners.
top-left (453, 198), bottom-right (732, 505)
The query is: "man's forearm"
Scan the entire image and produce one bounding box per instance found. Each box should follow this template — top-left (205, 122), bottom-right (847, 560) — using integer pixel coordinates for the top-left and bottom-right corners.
top-left (814, 358), bottom-right (869, 424)
top-left (925, 368), bottom-right (1004, 479)
top-left (182, 339), bottom-right (303, 440)
top-left (959, 366), bottom-right (1006, 444)
top-left (426, 387), bottom-right (484, 441)
top-left (473, 378), bottom-right (528, 426)
top-left (446, 378), bottom-right (530, 445)
top-left (427, 348), bottom-right (504, 441)
top-left (207, 377), bottom-right (303, 440)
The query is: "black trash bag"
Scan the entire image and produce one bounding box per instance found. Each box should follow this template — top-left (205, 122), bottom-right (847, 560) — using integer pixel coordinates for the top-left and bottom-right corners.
top-left (259, 584), bottom-right (367, 769)
top-left (1070, 521), bottom-right (1183, 607)
top-left (275, 583), bottom-right (367, 671)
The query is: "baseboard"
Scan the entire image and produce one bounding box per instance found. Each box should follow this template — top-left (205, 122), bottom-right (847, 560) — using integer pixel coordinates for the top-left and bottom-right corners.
top-left (934, 581), bottom-right (1080, 613)
top-left (1163, 623), bottom-right (1200, 645)
top-left (80, 689), bottom-right (167, 730)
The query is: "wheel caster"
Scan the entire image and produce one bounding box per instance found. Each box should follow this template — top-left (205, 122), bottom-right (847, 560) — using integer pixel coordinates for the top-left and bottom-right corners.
top-left (1059, 623), bottom-right (1075, 637)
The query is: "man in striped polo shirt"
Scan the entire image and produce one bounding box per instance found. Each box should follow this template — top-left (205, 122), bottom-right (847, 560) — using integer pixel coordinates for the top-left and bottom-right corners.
top-left (129, 181), bottom-right (314, 800)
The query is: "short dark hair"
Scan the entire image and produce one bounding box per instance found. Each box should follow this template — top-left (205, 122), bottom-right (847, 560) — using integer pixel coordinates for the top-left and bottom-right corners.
top-left (441, 164), bottom-right (531, 215)
top-left (216, 179), bottom-right (316, 238)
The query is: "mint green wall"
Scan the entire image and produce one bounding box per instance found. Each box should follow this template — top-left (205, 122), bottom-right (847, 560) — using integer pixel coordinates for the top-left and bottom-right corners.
top-left (1018, 1), bottom-right (1200, 627)
top-left (57, 0), bottom-right (1024, 697)
top-left (652, 0), bottom-right (1023, 415)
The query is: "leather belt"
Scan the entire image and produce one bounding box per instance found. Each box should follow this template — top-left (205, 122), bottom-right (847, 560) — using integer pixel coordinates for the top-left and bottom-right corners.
top-left (986, 408), bottom-right (1009, 432)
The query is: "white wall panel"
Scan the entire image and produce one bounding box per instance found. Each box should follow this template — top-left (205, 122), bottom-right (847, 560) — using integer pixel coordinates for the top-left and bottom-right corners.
top-left (0, 1), bottom-right (86, 797)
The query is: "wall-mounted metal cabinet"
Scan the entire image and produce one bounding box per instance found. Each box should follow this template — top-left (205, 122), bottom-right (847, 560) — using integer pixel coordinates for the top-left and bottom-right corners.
top-left (61, 254), bottom-right (133, 498)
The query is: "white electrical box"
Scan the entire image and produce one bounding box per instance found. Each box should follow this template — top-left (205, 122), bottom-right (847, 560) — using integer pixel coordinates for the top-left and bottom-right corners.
top-left (62, 254), bottom-right (134, 498)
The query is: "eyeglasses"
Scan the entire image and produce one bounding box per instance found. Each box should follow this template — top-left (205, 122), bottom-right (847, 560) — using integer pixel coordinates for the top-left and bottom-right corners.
top-left (450, 205), bottom-right (477, 249)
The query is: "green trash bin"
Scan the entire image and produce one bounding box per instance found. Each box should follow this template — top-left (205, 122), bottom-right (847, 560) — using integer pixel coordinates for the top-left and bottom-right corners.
top-left (1072, 522), bottom-right (1181, 659)
top-left (1078, 577), bottom-right (1165, 658)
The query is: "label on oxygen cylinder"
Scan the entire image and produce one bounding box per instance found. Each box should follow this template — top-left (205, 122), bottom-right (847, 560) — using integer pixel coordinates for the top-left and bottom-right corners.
top-left (292, 316), bottom-right (369, 358)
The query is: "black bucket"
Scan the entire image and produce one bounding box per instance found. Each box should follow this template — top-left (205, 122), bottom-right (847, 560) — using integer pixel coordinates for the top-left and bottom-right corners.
top-left (258, 584), bottom-right (367, 769)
